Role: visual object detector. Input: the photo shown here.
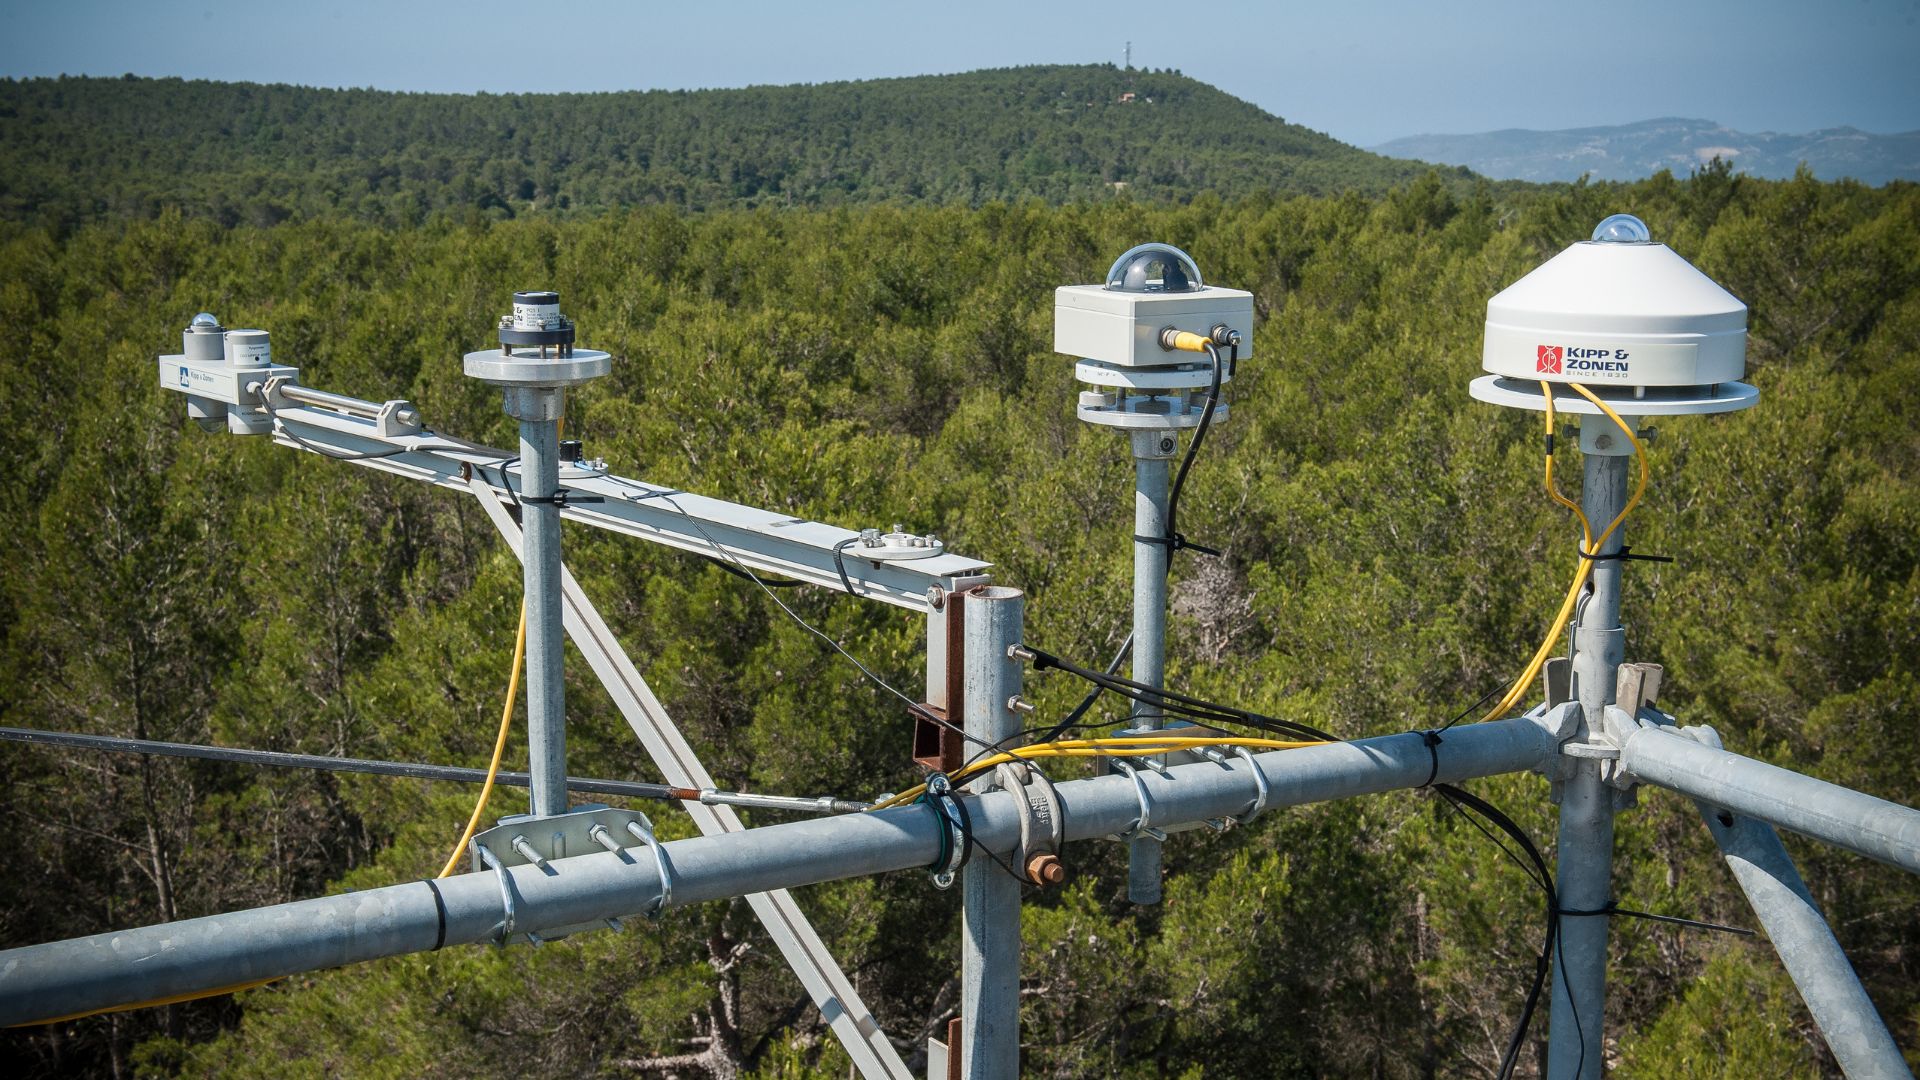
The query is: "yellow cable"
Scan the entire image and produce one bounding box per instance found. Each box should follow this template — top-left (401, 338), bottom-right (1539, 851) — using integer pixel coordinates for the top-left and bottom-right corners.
top-left (867, 736), bottom-right (1318, 811)
top-left (9, 977), bottom-right (284, 1027)
top-left (17, 421), bottom-right (552, 1026)
top-left (437, 600), bottom-right (527, 879)
top-left (436, 413), bottom-right (558, 877)
top-left (1472, 382), bottom-right (1649, 726)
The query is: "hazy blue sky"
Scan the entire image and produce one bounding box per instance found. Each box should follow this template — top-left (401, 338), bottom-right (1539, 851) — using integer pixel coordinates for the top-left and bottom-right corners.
top-left (3, 0), bottom-right (1916, 147)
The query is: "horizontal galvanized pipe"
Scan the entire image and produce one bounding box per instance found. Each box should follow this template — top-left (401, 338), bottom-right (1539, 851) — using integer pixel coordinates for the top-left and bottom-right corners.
top-left (1618, 725), bottom-right (1920, 876)
top-left (0, 716), bottom-right (1554, 1026)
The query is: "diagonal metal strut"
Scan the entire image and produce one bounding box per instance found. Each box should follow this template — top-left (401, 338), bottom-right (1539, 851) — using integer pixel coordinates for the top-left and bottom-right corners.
top-left (468, 480), bottom-right (912, 1080)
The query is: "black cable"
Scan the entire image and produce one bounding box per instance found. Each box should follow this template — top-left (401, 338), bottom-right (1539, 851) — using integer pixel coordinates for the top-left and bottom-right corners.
top-left (1160, 340), bottom-right (1226, 558)
top-left (1025, 646), bottom-right (1337, 743)
top-left (961, 634), bottom-right (1136, 770)
top-left (624, 489), bottom-right (1010, 763)
top-left (702, 555), bottom-right (807, 588)
top-left (260, 396), bottom-right (408, 461)
top-left (1432, 782), bottom-right (1568, 1080)
top-left (488, 456), bottom-right (522, 507)
top-left (0, 725), bottom-right (682, 803)
top-left (832, 537), bottom-right (860, 595)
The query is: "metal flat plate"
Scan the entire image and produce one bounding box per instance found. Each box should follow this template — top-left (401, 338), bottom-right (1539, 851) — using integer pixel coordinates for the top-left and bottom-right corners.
top-left (1075, 360), bottom-right (1235, 390)
top-left (463, 348), bottom-right (611, 387)
top-left (1468, 375), bottom-right (1759, 416)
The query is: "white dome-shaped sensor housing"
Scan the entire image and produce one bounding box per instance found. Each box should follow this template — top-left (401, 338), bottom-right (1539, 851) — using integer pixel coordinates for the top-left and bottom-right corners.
top-left (1106, 244), bottom-right (1203, 293)
top-left (1481, 215), bottom-right (1747, 388)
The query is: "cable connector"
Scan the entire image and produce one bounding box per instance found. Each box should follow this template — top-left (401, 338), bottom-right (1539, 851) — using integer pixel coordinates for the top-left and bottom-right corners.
top-left (1158, 327), bottom-right (1213, 353)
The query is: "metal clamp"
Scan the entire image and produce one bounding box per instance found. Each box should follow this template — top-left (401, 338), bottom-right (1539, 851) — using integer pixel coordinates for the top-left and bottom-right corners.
top-left (623, 814), bottom-right (674, 917)
top-left (924, 774), bottom-right (969, 889)
top-left (996, 761), bottom-right (1066, 885)
top-left (1109, 761), bottom-right (1166, 842)
top-left (1230, 746), bottom-right (1270, 826)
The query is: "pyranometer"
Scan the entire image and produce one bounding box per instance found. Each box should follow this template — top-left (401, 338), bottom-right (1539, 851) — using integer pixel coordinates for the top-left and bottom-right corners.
top-left (1471, 214), bottom-right (1758, 417)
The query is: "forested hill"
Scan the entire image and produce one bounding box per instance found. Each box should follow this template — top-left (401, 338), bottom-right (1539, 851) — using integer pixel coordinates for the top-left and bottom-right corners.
top-left (0, 66), bottom-right (1454, 228)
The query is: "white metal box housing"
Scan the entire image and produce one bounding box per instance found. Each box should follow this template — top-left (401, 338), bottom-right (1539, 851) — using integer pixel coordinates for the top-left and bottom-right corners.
top-left (1054, 285), bottom-right (1255, 368)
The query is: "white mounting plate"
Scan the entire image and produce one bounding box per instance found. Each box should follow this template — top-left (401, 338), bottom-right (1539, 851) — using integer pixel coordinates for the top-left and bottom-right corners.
top-left (1074, 359), bottom-right (1234, 390)
top-left (464, 348), bottom-right (611, 387)
top-left (1079, 398), bottom-right (1229, 430)
top-left (848, 531), bottom-right (945, 561)
top-left (1468, 376), bottom-right (1759, 416)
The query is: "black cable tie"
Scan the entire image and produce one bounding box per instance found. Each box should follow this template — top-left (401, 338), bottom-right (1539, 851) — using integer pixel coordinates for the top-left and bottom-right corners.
top-left (1131, 532), bottom-right (1222, 557)
top-left (1554, 899), bottom-right (1753, 936)
top-left (1578, 545), bottom-right (1674, 564)
top-left (423, 878), bottom-right (449, 950)
top-left (517, 490), bottom-right (604, 508)
top-left (1545, 432), bottom-right (1555, 454)
top-left (1418, 730), bottom-right (1444, 788)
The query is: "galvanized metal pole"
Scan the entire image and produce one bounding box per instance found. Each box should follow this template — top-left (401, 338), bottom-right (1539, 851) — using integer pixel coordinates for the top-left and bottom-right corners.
top-left (1678, 727), bottom-right (1911, 1080)
top-left (1617, 724), bottom-right (1920, 876)
top-left (506, 387), bottom-right (569, 818)
top-left (960, 586), bottom-right (1025, 1079)
top-left (1128, 429), bottom-right (1173, 905)
top-left (0, 716), bottom-right (1558, 1027)
top-left (1549, 415), bottom-right (1632, 1080)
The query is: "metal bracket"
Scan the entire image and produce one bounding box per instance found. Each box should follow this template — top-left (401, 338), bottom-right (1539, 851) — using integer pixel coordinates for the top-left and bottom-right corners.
top-left (467, 805), bottom-right (675, 936)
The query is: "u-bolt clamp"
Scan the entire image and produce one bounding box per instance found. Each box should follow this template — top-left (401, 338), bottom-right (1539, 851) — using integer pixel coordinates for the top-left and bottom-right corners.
top-left (1230, 746), bottom-right (1271, 826)
top-left (623, 815), bottom-right (675, 917)
top-left (923, 773), bottom-right (970, 890)
top-left (1109, 761), bottom-right (1167, 842)
top-left (995, 761), bottom-right (1066, 885)
top-left (474, 842), bottom-right (527, 946)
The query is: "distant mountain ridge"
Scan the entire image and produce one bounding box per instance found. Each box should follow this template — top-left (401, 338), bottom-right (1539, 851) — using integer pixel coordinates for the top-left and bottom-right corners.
top-left (1374, 117), bottom-right (1920, 184)
top-left (0, 66), bottom-right (1452, 227)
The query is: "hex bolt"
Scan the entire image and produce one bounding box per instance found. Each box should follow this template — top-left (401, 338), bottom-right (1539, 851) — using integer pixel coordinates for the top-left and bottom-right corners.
top-left (1025, 853), bottom-right (1066, 885)
top-left (588, 823), bottom-right (623, 854)
top-left (510, 835), bottom-right (550, 870)
top-left (1006, 644), bottom-right (1036, 662)
top-left (927, 586), bottom-right (946, 612)
top-left (1007, 695), bottom-right (1036, 716)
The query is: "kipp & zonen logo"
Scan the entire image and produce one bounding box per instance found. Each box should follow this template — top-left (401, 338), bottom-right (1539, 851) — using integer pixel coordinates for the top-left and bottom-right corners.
top-left (1536, 345), bottom-right (1630, 375)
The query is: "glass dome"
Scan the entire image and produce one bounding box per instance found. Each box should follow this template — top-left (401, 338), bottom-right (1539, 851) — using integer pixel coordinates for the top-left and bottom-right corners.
top-left (1105, 243), bottom-right (1203, 293)
top-left (189, 312), bottom-right (221, 329)
top-left (1591, 214), bottom-right (1652, 244)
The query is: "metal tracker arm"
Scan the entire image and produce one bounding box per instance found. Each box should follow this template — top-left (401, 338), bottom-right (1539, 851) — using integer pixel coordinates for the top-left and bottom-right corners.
top-left (468, 480), bottom-right (911, 1080)
top-left (272, 405), bottom-right (990, 609)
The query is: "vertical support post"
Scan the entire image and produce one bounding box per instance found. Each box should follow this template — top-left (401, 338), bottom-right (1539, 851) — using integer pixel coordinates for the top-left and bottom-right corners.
top-left (506, 386), bottom-right (568, 818)
top-left (1681, 728), bottom-right (1910, 1080)
top-left (1549, 414), bottom-right (1632, 1080)
top-left (1127, 429), bottom-right (1173, 905)
top-left (960, 586), bottom-right (1024, 1080)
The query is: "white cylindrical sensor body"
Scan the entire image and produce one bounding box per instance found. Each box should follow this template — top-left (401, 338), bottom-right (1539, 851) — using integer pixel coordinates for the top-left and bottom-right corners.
top-left (226, 329), bottom-right (271, 367)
